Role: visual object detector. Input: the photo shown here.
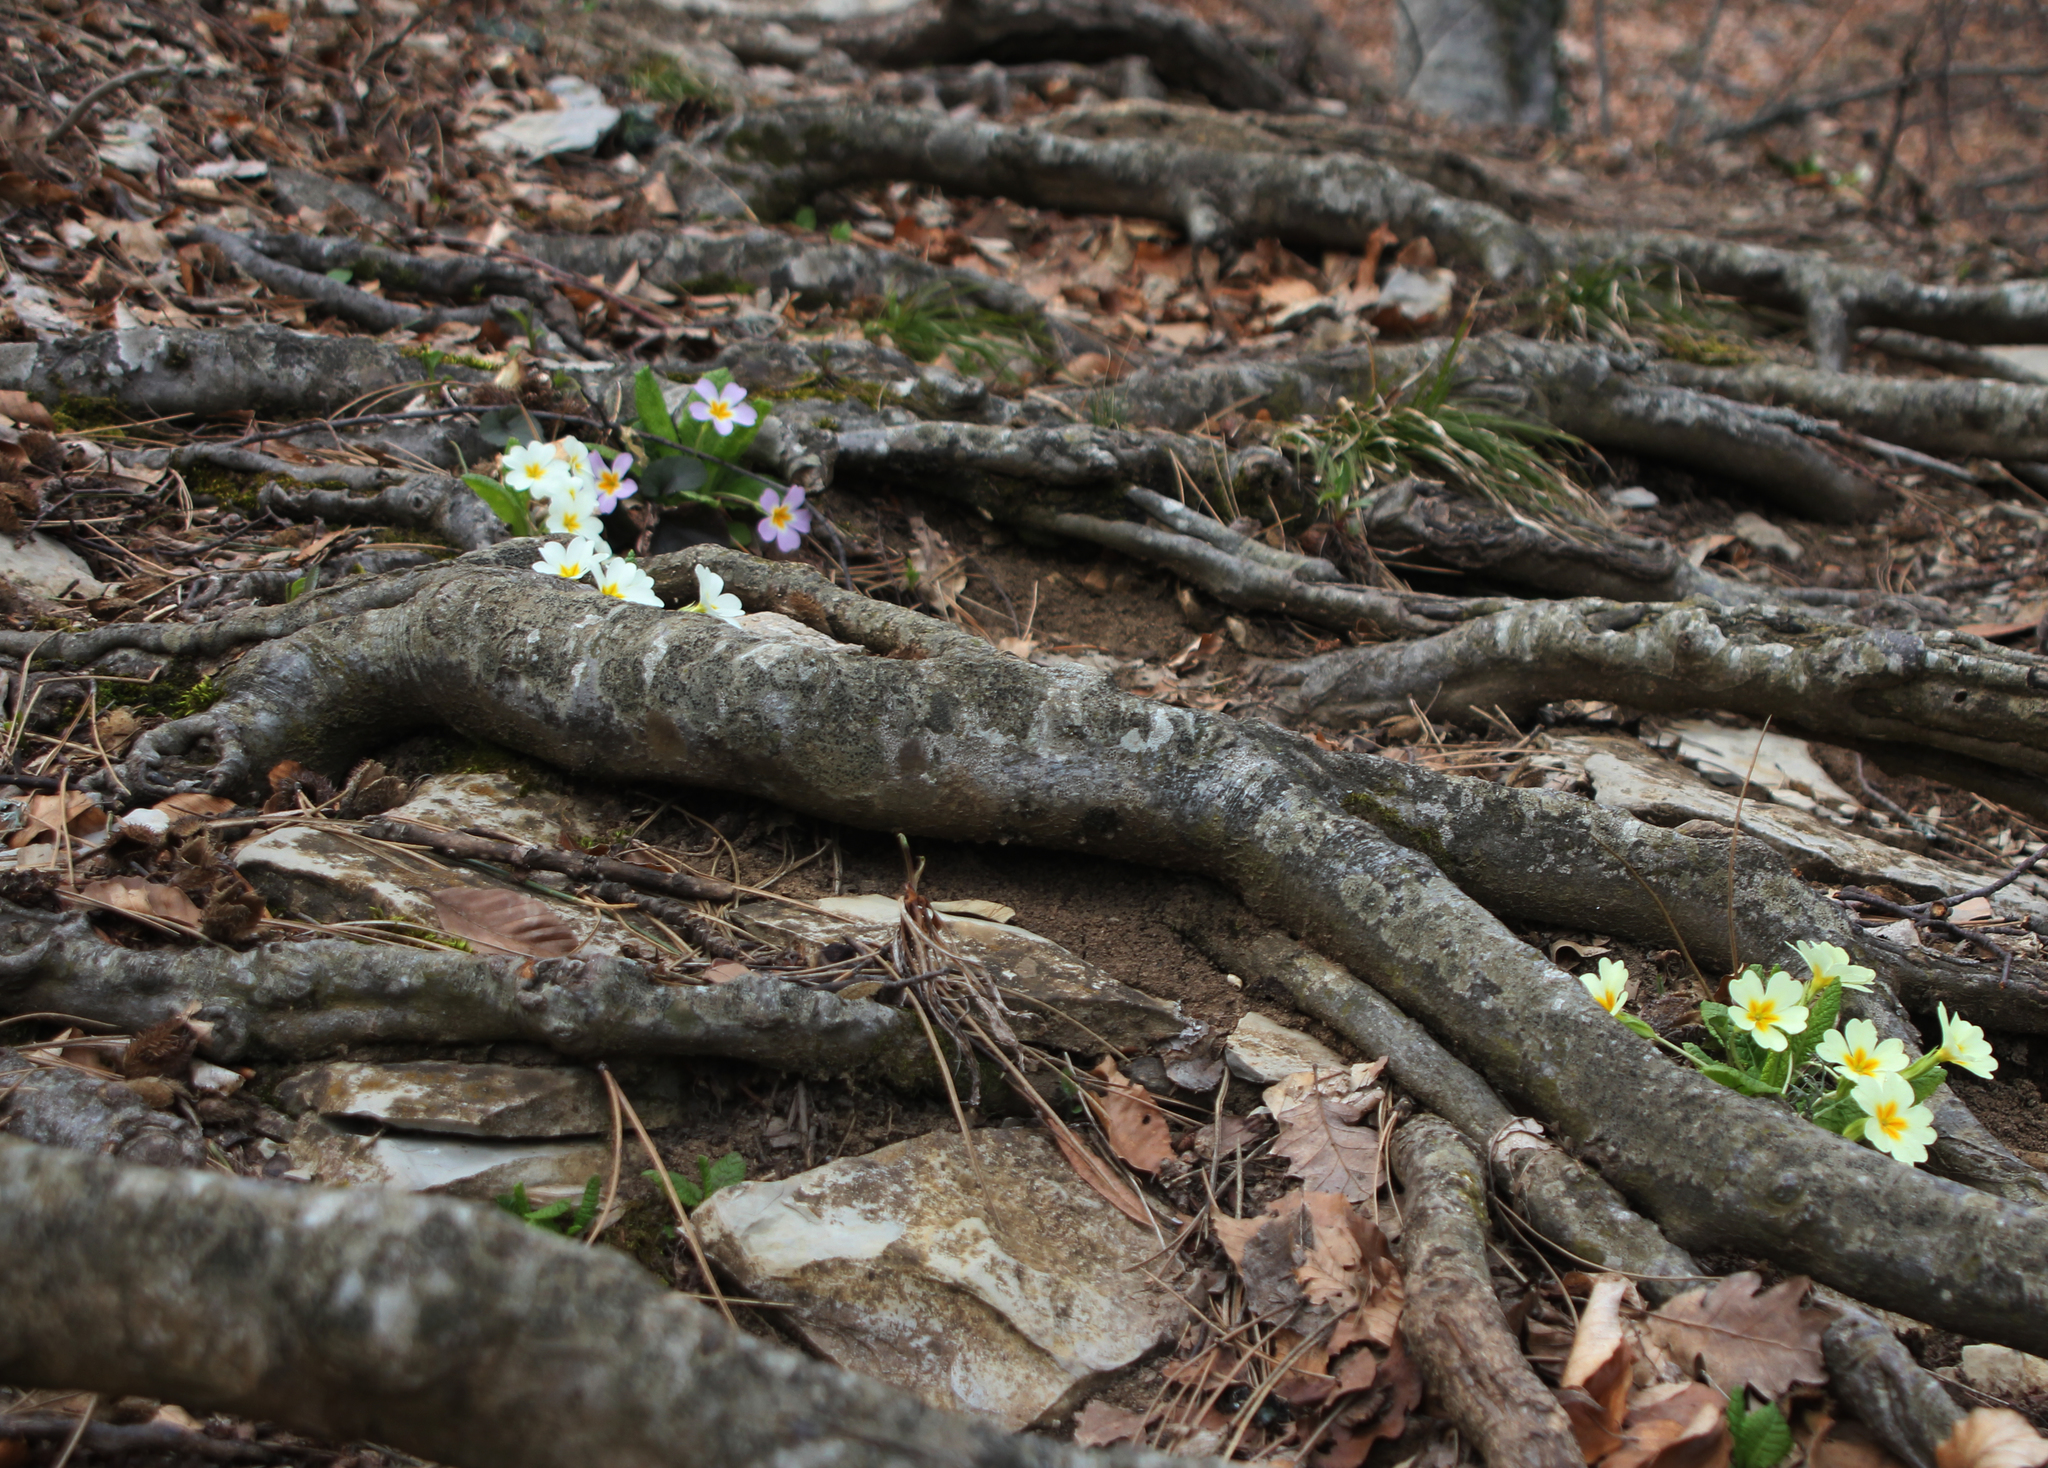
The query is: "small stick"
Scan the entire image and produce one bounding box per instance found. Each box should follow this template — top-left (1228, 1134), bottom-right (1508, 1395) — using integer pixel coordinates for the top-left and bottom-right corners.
top-left (48, 66), bottom-right (182, 144)
top-left (599, 1062), bottom-right (735, 1325)
top-left (585, 1067), bottom-right (627, 1248)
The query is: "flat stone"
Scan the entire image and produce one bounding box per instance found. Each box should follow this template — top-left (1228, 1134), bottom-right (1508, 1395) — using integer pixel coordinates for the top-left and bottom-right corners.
top-left (695, 1128), bottom-right (1187, 1429)
top-left (276, 1060), bottom-right (613, 1138)
top-left (1650, 718), bottom-right (1860, 818)
top-left (233, 772), bottom-right (628, 947)
top-left (287, 1114), bottom-right (611, 1198)
top-left (479, 78), bottom-right (621, 157)
top-left (1730, 512), bottom-right (1803, 564)
top-left (1224, 1011), bottom-right (1348, 1084)
top-left (0, 531), bottom-right (106, 598)
top-left (1958, 1344), bottom-right (2048, 1399)
top-left (1551, 734), bottom-right (2048, 921)
top-left (267, 166), bottom-right (408, 229)
top-left (733, 893), bottom-right (1188, 1052)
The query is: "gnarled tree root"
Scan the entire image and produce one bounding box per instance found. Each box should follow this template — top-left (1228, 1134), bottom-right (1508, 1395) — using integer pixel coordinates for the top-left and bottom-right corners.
top-left (1271, 597), bottom-right (2048, 820)
top-left (98, 544), bottom-right (2048, 1353)
top-left (1390, 1116), bottom-right (1582, 1468)
top-left (0, 1140), bottom-right (1187, 1468)
top-left (0, 903), bottom-right (926, 1084)
top-left (1184, 921), bottom-right (1704, 1297)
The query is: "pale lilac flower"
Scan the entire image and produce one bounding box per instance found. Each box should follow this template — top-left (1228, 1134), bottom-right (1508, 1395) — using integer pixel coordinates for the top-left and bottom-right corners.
top-left (594, 556), bottom-right (662, 607)
top-left (755, 486), bottom-right (811, 553)
top-left (532, 536), bottom-right (603, 581)
top-left (586, 451), bottom-right (638, 513)
top-left (687, 379), bottom-right (758, 437)
top-left (543, 487), bottom-right (604, 540)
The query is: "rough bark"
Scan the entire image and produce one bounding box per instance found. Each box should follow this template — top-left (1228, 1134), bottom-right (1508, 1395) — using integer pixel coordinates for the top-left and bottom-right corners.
top-left (816, 0), bottom-right (1305, 112)
top-left (1859, 327), bottom-right (2048, 385)
top-left (90, 544), bottom-right (2048, 1353)
top-left (1389, 1116), bottom-right (1582, 1468)
top-left (1185, 922), bottom-right (1703, 1296)
top-left (0, 1139), bottom-right (1193, 1468)
top-left (261, 473), bottom-right (512, 554)
top-left (1822, 1308), bottom-right (1963, 1468)
top-left (1273, 598), bottom-right (2048, 816)
top-left (0, 904), bottom-right (928, 1085)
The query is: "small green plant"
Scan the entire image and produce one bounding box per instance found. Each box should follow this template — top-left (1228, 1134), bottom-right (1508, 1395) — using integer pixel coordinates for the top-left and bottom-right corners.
top-left (858, 284), bottom-right (1051, 382)
top-left (1726, 1390), bottom-right (1792, 1468)
top-left (628, 55), bottom-right (715, 105)
top-left (628, 366), bottom-right (769, 527)
top-left (496, 1175), bottom-right (604, 1237)
top-left (167, 675), bottom-right (222, 719)
top-left (1584, 943), bottom-right (1998, 1166)
top-left (1517, 259), bottom-right (1761, 366)
top-left (645, 1151), bottom-right (746, 1208)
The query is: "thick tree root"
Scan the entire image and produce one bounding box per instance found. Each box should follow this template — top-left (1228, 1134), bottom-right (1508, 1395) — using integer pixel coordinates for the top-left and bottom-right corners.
top-left (260, 473), bottom-right (511, 553)
top-left (1271, 598), bottom-right (2048, 815)
top-left (101, 545), bottom-right (2048, 1352)
top-left (0, 1140), bottom-right (1187, 1468)
top-left (1389, 1116), bottom-right (1582, 1468)
top-left (1323, 754), bottom-right (2048, 1205)
top-left (1185, 922), bottom-right (1703, 1297)
top-left (1822, 1308), bottom-right (1963, 1468)
top-left (815, 0), bottom-right (1305, 112)
top-left (0, 902), bottom-right (926, 1084)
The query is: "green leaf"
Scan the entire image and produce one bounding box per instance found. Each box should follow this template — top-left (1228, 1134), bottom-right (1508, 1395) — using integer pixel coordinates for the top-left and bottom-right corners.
top-left (325, 267), bottom-right (354, 283)
top-left (569, 1174), bottom-right (604, 1235)
top-left (698, 1151), bottom-right (746, 1199)
top-left (1619, 1013), bottom-right (1660, 1041)
top-left (1909, 1063), bottom-right (1948, 1104)
top-left (1694, 1058), bottom-right (1784, 1098)
top-left (792, 205), bottom-right (818, 230)
top-left (463, 473), bottom-right (531, 537)
top-left (1809, 1095), bottom-right (1865, 1134)
top-left (645, 1167), bottom-right (706, 1209)
top-left (476, 406), bottom-right (536, 449)
top-left (286, 564), bottom-right (319, 602)
top-left (633, 366), bottom-right (680, 445)
top-left (1727, 1391), bottom-right (1792, 1468)
top-left (1759, 1043), bottom-right (1793, 1092)
top-left (495, 1182), bottom-right (533, 1218)
top-left (1792, 982), bottom-right (1843, 1062)
top-left (638, 455), bottom-right (709, 503)
top-left (829, 220), bottom-right (854, 242)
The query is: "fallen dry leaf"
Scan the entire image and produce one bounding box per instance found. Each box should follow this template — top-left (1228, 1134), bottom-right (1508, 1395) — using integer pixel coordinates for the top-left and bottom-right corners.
top-left (1646, 1272), bottom-right (1829, 1399)
top-left (1088, 1057), bottom-right (1174, 1173)
top-left (1937, 1410), bottom-right (2048, 1468)
top-left (1271, 1095), bottom-right (1382, 1203)
top-left (1604, 1381), bottom-right (1730, 1468)
top-left (1560, 1274), bottom-right (1637, 1459)
top-left (75, 876), bottom-right (205, 928)
top-left (1046, 1119), bottom-right (1156, 1229)
top-left (1073, 1400), bottom-right (1149, 1448)
top-left (430, 887), bottom-right (582, 957)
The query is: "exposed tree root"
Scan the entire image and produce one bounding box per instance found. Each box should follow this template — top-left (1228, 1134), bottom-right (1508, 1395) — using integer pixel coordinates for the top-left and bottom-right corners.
top-left (0, 903), bottom-right (926, 1083)
top-left (812, 0), bottom-right (1306, 112)
top-left (83, 544), bottom-right (2048, 1352)
top-left (1390, 1116), bottom-right (1582, 1468)
top-left (1183, 921), bottom-right (1703, 1297)
top-left (0, 1141), bottom-right (1185, 1468)
top-left (1823, 1308), bottom-right (1964, 1468)
top-left (261, 473), bottom-right (510, 554)
top-left (1270, 598), bottom-right (2048, 820)
top-left (678, 103), bottom-right (2048, 362)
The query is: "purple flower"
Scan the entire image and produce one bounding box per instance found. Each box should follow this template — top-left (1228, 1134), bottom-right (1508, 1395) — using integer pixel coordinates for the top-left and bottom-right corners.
top-left (756, 486), bottom-right (811, 553)
top-left (586, 451), bottom-right (637, 513)
top-left (687, 379), bottom-right (758, 437)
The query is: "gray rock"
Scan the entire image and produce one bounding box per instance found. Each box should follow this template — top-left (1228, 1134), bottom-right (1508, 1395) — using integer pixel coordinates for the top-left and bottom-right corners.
top-left (267, 166), bottom-right (409, 229)
top-left (277, 1060), bottom-right (614, 1138)
top-left (0, 531), bottom-right (105, 598)
top-left (1224, 1011), bottom-right (1348, 1084)
top-left (479, 77), bottom-right (622, 157)
top-left (734, 893), bottom-right (1188, 1052)
top-left (1730, 511), bottom-right (1803, 564)
top-left (287, 1114), bottom-right (611, 1198)
top-left (696, 1128), bottom-right (1188, 1429)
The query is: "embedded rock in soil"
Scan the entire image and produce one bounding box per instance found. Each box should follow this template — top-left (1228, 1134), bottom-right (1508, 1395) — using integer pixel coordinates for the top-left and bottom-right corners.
top-left (693, 1127), bottom-right (1189, 1430)
top-left (1550, 734), bottom-right (2048, 920)
top-left (0, 531), bottom-right (105, 599)
top-left (733, 893), bottom-right (1190, 1052)
top-left (234, 772), bottom-right (624, 947)
top-left (1223, 1010), bottom-right (1348, 1084)
top-left (277, 1059), bottom-right (653, 1138)
top-left (286, 1113), bottom-right (613, 1198)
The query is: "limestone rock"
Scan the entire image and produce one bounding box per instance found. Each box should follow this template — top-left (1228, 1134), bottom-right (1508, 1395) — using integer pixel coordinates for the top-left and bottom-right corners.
top-left (734, 893), bottom-right (1187, 1052)
top-left (1224, 1011), bottom-right (1348, 1084)
top-left (0, 531), bottom-right (105, 599)
top-left (287, 1114), bottom-right (611, 1198)
top-left (277, 1060), bottom-right (617, 1138)
top-left (695, 1128), bottom-right (1188, 1428)
top-left (1958, 1343), bottom-right (2048, 1399)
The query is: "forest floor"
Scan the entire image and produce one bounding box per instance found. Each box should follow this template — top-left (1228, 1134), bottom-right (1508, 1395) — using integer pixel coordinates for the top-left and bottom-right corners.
top-left (5, 0), bottom-right (2048, 1465)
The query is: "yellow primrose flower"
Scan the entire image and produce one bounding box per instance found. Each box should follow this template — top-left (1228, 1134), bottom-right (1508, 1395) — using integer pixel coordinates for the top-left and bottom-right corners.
top-left (1852, 1072), bottom-right (1937, 1165)
top-left (1728, 969), bottom-right (1808, 1052)
top-left (1933, 1003), bottom-right (1997, 1078)
top-left (1815, 1019), bottom-right (1908, 1082)
top-left (1790, 940), bottom-right (1875, 993)
top-left (1580, 957), bottom-right (1629, 1016)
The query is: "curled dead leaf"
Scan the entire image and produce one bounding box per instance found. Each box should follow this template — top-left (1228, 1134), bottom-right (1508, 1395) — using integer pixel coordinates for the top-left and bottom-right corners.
top-left (1088, 1057), bottom-right (1174, 1173)
top-left (430, 887), bottom-right (582, 957)
top-left (74, 876), bottom-right (204, 928)
top-left (1937, 1410), bottom-right (2048, 1468)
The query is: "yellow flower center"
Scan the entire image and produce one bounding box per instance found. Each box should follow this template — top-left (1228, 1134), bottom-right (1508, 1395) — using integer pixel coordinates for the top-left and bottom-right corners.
top-left (1744, 998), bottom-right (1783, 1031)
top-left (1842, 1049), bottom-right (1879, 1077)
top-left (708, 400), bottom-right (733, 422)
top-left (771, 505), bottom-right (794, 530)
top-left (598, 471), bottom-right (621, 492)
top-left (1872, 1099), bottom-right (1908, 1143)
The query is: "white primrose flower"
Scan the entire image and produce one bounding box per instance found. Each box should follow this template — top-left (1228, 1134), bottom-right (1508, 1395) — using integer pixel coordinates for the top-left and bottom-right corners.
top-left (1851, 1072), bottom-right (1937, 1165)
top-left (503, 442), bottom-right (573, 500)
top-left (1580, 957), bottom-right (1629, 1016)
top-left (532, 536), bottom-right (604, 582)
top-left (1727, 969), bottom-right (1808, 1052)
top-left (1789, 939), bottom-right (1875, 993)
top-left (544, 487), bottom-right (605, 539)
top-left (1932, 1003), bottom-right (1997, 1078)
top-left (681, 565), bottom-right (743, 622)
top-left (1815, 1019), bottom-right (1909, 1083)
top-left (594, 556), bottom-right (663, 607)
